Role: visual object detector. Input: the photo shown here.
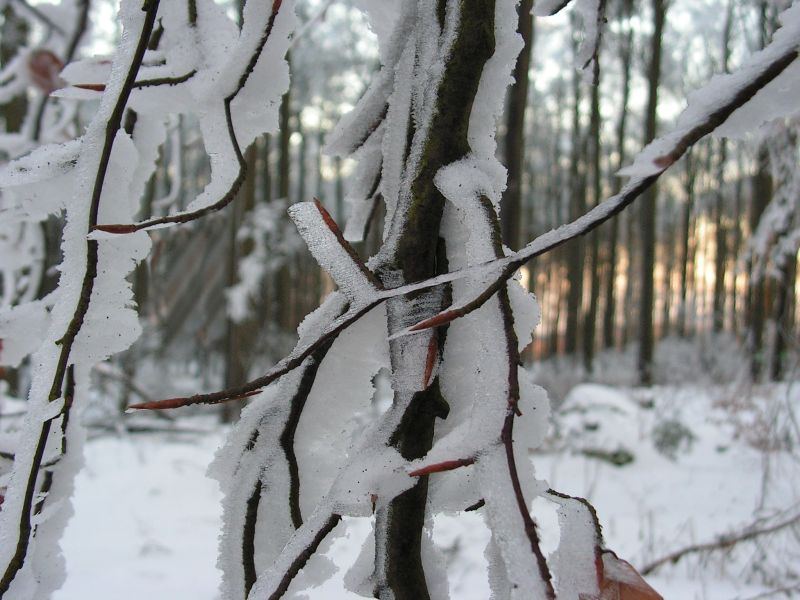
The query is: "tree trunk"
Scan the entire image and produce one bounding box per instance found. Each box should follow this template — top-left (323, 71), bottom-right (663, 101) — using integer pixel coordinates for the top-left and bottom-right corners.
top-left (677, 151), bottom-right (696, 337)
top-left (564, 40), bottom-right (585, 358)
top-left (500, 0), bottom-right (533, 250)
top-left (770, 259), bottom-right (795, 381)
top-left (222, 144), bottom-right (258, 423)
top-left (602, 1), bottom-right (633, 349)
top-left (637, 0), bottom-right (666, 385)
top-left (373, 4), bottom-right (495, 597)
top-left (582, 13), bottom-right (604, 373)
top-left (712, 2), bottom-right (733, 334)
top-left (748, 147), bottom-right (771, 380)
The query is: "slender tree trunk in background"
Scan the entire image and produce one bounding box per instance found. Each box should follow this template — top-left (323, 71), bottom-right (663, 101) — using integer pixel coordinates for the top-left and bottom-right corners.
top-left (602, 2), bottom-right (632, 349)
top-left (296, 124), bottom-right (307, 204)
top-left (501, 0), bottom-right (533, 250)
top-left (547, 80), bottom-right (565, 358)
top-left (582, 39), bottom-right (603, 373)
top-left (677, 151), bottom-right (696, 337)
top-left (621, 202), bottom-right (636, 346)
top-left (748, 147), bottom-right (771, 380)
top-left (712, 2), bottom-right (733, 334)
top-left (222, 144), bottom-right (258, 423)
top-left (278, 96), bottom-right (291, 201)
top-left (262, 133), bottom-right (272, 204)
top-left (770, 259), bottom-right (795, 381)
top-left (550, 273), bottom-right (563, 356)
top-left (661, 219), bottom-right (673, 337)
top-left (372, 4), bottom-right (495, 597)
top-left (277, 87), bottom-right (293, 331)
top-left (564, 42), bottom-right (585, 357)
top-left (712, 139), bottom-right (728, 334)
top-left (746, 1), bottom-right (773, 380)
top-left (637, 0), bottom-right (666, 385)
top-left (0, 7), bottom-right (27, 138)
top-left (729, 158), bottom-right (744, 334)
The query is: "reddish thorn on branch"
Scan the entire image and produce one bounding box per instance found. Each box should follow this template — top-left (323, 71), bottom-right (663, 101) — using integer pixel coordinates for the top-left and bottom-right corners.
top-left (423, 336), bottom-right (438, 388)
top-left (508, 396), bottom-right (523, 417)
top-left (408, 457), bottom-right (475, 477)
top-left (73, 83), bottom-right (106, 92)
top-left (128, 389), bottom-right (262, 411)
top-left (272, 0), bottom-right (283, 10)
top-left (313, 197), bottom-right (343, 237)
top-left (93, 223), bottom-right (139, 234)
top-left (409, 309), bottom-right (460, 333)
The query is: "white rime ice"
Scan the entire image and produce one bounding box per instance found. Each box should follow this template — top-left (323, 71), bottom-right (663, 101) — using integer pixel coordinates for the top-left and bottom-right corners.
top-left (621, 1), bottom-right (800, 177)
top-left (288, 201), bottom-right (380, 302)
top-left (3, 0), bottom-right (790, 596)
top-left (0, 1), bottom-right (301, 597)
top-left (0, 3), bottom-right (153, 596)
top-left (546, 492), bottom-right (602, 600)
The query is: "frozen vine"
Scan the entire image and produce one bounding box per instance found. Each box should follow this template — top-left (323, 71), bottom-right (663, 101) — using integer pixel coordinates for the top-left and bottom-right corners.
top-left (0, 0), bottom-right (297, 596)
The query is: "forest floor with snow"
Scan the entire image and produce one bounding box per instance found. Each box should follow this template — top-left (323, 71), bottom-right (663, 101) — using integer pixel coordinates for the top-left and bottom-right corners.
top-left (49, 370), bottom-right (800, 600)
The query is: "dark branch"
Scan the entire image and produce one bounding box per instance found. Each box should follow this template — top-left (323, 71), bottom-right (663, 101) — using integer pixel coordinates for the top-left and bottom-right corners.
top-left (404, 45), bottom-right (800, 334)
top-left (95, 0), bottom-right (284, 234)
top-left (0, 2), bottom-right (160, 594)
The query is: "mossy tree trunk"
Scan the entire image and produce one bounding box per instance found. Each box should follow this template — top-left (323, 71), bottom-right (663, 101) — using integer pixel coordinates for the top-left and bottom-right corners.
top-left (372, 2), bottom-right (495, 598)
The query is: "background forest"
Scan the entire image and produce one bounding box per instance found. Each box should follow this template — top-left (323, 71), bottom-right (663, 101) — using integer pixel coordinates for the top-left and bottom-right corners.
top-left (0, 0), bottom-right (799, 599)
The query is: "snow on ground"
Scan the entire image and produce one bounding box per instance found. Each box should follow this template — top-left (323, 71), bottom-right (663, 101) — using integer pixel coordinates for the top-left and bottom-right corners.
top-left (52, 382), bottom-right (799, 599)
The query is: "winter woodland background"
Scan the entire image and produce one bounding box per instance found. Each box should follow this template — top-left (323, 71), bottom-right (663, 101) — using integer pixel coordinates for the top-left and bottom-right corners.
top-left (0, 0), bottom-right (799, 599)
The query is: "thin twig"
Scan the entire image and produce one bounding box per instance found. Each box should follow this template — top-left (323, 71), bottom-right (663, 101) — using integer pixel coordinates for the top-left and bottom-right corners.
top-left (641, 510), bottom-right (800, 575)
top-left (404, 44), bottom-right (800, 335)
top-left (0, 2), bottom-right (159, 593)
top-left (94, 0), bottom-right (285, 234)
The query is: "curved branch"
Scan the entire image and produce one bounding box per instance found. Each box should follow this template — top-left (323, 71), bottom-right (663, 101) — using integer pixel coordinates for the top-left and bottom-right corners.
top-left (131, 69), bottom-right (196, 89)
top-left (402, 44), bottom-right (800, 334)
top-left (128, 299), bottom-right (380, 410)
top-left (641, 510), bottom-right (800, 576)
top-left (0, 2), bottom-right (160, 594)
top-left (94, 0), bottom-right (284, 234)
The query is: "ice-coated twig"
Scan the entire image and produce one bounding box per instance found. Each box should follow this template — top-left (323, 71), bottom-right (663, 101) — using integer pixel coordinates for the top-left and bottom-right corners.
top-left (0, 2), bottom-right (160, 594)
top-left (400, 38), bottom-right (800, 335)
top-left (252, 510), bottom-right (343, 600)
top-left (288, 198), bottom-right (383, 298)
top-left (128, 26), bottom-right (798, 413)
top-left (130, 0), bottom-right (800, 419)
top-left (127, 294), bottom-right (379, 410)
top-left (212, 323), bottom-right (341, 598)
top-left (94, 0), bottom-right (286, 234)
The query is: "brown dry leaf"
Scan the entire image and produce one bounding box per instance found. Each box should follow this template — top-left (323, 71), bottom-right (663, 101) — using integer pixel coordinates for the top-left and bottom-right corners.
top-left (27, 49), bottom-right (64, 94)
top-left (598, 551), bottom-right (663, 600)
